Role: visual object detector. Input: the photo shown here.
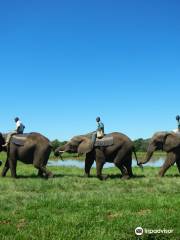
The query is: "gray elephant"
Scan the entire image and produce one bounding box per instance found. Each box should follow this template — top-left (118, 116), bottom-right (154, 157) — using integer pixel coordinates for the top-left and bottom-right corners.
top-left (0, 132), bottom-right (53, 178)
top-left (55, 132), bottom-right (140, 180)
top-left (140, 131), bottom-right (180, 176)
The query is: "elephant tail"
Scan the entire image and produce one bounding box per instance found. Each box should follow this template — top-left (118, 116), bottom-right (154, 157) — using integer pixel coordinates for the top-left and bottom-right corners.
top-left (133, 147), bottom-right (143, 170)
top-left (53, 147), bottom-right (64, 160)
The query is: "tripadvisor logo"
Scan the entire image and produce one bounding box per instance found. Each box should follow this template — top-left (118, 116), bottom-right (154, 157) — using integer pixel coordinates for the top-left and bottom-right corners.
top-left (135, 227), bottom-right (174, 236)
top-left (135, 227), bottom-right (143, 236)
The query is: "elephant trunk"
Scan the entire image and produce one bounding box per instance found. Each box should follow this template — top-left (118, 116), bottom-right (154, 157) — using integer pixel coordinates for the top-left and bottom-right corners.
top-left (133, 147), bottom-right (143, 169)
top-left (54, 145), bottom-right (65, 157)
top-left (141, 144), bottom-right (156, 164)
top-left (141, 145), bottom-right (155, 164)
top-left (143, 151), bottom-right (153, 164)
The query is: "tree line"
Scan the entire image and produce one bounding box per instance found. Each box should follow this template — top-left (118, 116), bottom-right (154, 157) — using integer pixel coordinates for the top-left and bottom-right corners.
top-left (51, 138), bottom-right (150, 152)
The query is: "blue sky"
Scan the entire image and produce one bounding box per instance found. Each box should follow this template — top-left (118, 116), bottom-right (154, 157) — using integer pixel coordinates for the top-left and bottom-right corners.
top-left (0, 0), bottom-right (180, 140)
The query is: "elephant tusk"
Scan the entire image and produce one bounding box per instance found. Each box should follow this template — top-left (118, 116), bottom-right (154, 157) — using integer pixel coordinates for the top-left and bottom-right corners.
top-left (59, 151), bottom-right (65, 153)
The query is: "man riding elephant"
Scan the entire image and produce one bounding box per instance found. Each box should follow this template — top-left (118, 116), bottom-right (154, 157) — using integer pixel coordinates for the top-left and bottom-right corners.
top-left (0, 132), bottom-right (53, 178)
top-left (3, 117), bottom-right (25, 148)
top-left (173, 115), bottom-right (180, 134)
top-left (92, 117), bottom-right (104, 147)
top-left (55, 131), bottom-right (141, 180)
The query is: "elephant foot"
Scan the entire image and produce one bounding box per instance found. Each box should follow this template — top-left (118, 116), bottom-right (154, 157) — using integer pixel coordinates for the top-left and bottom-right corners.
top-left (158, 170), bottom-right (165, 177)
top-left (158, 173), bottom-right (164, 177)
top-left (37, 173), bottom-right (44, 178)
top-left (1, 171), bottom-right (6, 177)
top-left (121, 175), bottom-right (130, 180)
top-left (11, 175), bottom-right (17, 178)
top-left (84, 173), bottom-right (90, 178)
top-left (47, 172), bottom-right (54, 178)
top-left (97, 174), bottom-right (108, 181)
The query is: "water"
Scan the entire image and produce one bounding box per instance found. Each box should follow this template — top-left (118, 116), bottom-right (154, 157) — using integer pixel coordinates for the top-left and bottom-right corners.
top-left (48, 157), bottom-right (166, 168)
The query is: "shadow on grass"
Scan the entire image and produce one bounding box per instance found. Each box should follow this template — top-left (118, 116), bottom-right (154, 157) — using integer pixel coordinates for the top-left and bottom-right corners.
top-left (9, 173), bottom-right (146, 180)
top-left (162, 174), bottom-right (180, 178)
top-left (5, 173), bottom-right (180, 179)
top-left (106, 174), bottom-right (146, 179)
top-left (54, 173), bottom-right (146, 180)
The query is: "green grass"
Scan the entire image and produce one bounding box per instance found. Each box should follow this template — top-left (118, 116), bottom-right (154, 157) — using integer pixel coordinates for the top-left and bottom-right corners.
top-left (0, 152), bottom-right (179, 240)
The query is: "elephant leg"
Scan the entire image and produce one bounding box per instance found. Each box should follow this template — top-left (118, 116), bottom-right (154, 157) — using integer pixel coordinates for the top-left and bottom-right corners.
top-left (123, 154), bottom-right (133, 178)
top-left (115, 163), bottom-right (129, 179)
top-left (1, 159), bottom-right (10, 177)
top-left (114, 144), bottom-right (130, 166)
top-left (34, 162), bottom-right (53, 178)
top-left (37, 169), bottom-right (44, 177)
top-left (34, 155), bottom-right (53, 178)
top-left (159, 152), bottom-right (176, 177)
top-left (37, 156), bottom-right (50, 177)
top-left (95, 149), bottom-right (106, 180)
top-left (34, 163), bottom-right (53, 178)
top-left (114, 147), bottom-right (131, 179)
top-left (84, 152), bottom-right (94, 177)
top-left (40, 166), bottom-right (53, 178)
top-left (96, 160), bottom-right (105, 180)
top-left (8, 157), bottom-right (17, 178)
top-left (175, 158), bottom-right (180, 174)
top-left (34, 148), bottom-right (53, 178)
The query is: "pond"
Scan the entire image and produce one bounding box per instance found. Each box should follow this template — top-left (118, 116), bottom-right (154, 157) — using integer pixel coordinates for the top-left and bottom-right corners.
top-left (48, 157), bottom-right (167, 168)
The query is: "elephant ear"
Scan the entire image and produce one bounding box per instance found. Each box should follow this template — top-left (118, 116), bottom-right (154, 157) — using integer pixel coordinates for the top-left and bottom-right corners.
top-left (77, 137), bottom-right (92, 154)
top-left (163, 133), bottom-right (180, 152)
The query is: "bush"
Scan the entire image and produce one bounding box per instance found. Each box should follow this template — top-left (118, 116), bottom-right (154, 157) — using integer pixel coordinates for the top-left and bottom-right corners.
top-left (133, 138), bottom-right (150, 152)
top-left (51, 139), bottom-right (67, 151)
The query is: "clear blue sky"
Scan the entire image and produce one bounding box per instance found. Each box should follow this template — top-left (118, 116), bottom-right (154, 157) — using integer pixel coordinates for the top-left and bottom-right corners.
top-left (0, 0), bottom-right (180, 140)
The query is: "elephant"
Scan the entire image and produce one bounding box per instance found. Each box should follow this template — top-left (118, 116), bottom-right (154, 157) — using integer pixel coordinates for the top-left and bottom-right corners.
top-left (0, 132), bottom-right (53, 178)
top-left (54, 132), bottom-right (140, 180)
top-left (140, 131), bottom-right (180, 176)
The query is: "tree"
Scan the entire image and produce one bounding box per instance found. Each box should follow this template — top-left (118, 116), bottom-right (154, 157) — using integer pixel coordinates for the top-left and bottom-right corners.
top-left (133, 138), bottom-right (150, 152)
top-left (51, 139), bottom-right (67, 151)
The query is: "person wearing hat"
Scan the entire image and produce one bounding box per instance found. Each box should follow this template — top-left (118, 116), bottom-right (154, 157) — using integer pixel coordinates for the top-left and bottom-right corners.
top-left (2, 117), bottom-right (25, 147)
top-left (91, 117), bottom-right (105, 147)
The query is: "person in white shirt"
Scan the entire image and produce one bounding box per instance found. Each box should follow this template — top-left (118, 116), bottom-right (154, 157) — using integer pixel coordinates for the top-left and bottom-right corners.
top-left (2, 117), bottom-right (25, 147)
top-left (14, 117), bottom-right (25, 134)
top-left (173, 115), bottom-right (180, 134)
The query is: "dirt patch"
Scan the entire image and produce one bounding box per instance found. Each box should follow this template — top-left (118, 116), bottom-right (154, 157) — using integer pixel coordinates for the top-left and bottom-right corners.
top-left (107, 211), bottom-right (123, 220)
top-left (137, 209), bottom-right (151, 216)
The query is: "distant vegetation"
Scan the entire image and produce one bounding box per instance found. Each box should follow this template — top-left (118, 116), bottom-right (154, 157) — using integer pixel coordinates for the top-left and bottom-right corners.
top-left (51, 139), bottom-right (67, 151)
top-left (133, 138), bottom-right (150, 152)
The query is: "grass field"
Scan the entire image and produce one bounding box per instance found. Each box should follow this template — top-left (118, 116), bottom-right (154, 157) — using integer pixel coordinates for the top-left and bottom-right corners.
top-left (0, 152), bottom-right (180, 240)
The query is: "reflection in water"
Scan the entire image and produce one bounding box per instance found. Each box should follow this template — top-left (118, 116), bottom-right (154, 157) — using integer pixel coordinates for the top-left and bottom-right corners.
top-left (48, 157), bottom-right (167, 168)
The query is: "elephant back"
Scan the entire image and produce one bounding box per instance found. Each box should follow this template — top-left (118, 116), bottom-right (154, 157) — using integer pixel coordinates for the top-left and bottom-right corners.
top-left (11, 132), bottom-right (50, 146)
top-left (11, 133), bottom-right (34, 146)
